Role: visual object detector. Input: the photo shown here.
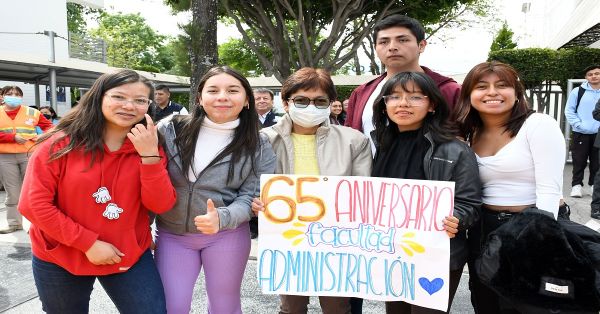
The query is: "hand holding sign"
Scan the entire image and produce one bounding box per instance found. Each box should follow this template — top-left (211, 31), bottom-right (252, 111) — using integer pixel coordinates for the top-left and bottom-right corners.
top-left (443, 216), bottom-right (459, 238)
top-left (194, 199), bottom-right (220, 234)
top-left (251, 197), bottom-right (264, 215)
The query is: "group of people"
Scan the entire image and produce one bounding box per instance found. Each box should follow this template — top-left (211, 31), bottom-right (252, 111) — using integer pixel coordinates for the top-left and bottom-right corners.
top-left (3, 13), bottom-right (597, 314)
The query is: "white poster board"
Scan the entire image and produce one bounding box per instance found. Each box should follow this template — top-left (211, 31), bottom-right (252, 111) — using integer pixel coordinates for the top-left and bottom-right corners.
top-left (257, 174), bottom-right (455, 311)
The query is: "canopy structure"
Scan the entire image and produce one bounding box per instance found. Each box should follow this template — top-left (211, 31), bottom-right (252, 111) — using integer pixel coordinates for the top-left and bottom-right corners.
top-left (0, 51), bottom-right (190, 89)
top-left (549, 0), bottom-right (600, 49)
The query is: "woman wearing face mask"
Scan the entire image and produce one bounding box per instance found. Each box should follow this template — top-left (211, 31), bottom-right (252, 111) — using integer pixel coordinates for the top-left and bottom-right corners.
top-left (253, 67), bottom-right (372, 314)
top-left (39, 106), bottom-right (59, 125)
top-left (0, 86), bottom-right (53, 233)
top-left (371, 72), bottom-right (481, 313)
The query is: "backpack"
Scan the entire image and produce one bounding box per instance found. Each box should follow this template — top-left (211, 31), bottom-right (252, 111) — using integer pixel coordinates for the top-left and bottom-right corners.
top-left (575, 86), bottom-right (586, 113)
top-left (476, 208), bottom-right (600, 313)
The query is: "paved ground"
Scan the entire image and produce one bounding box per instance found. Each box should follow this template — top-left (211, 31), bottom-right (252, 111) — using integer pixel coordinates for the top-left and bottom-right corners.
top-left (0, 164), bottom-right (598, 313)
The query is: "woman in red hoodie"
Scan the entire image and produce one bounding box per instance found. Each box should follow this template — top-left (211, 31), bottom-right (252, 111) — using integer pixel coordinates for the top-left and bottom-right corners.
top-left (18, 70), bottom-right (176, 313)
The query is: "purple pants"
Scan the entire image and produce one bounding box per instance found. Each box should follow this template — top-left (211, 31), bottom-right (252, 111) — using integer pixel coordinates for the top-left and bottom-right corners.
top-left (155, 223), bottom-right (251, 314)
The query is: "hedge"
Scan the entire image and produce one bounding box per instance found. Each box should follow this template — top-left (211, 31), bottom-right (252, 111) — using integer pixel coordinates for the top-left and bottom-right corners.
top-left (488, 47), bottom-right (600, 92)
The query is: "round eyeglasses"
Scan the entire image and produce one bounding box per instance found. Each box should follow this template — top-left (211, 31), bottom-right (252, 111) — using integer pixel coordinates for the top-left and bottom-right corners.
top-left (105, 94), bottom-right (151, 107)
top-left (288, 96), bottom-right (331, 109)
top-left (382, 94), bottom-right (428, 107)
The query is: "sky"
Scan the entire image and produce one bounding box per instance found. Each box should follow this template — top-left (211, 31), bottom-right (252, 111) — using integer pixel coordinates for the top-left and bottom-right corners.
top-left (101, 0), bottom-right (551, 78)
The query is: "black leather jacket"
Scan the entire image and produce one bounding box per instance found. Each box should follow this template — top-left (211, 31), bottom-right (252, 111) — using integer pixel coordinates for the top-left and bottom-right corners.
top-left (373, 131), bottom-right (482, 270)
top-left (423, 132), bottom-right (482, 270)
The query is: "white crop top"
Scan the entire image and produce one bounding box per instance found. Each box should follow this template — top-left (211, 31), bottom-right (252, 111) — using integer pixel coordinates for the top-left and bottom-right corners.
top-left (476, 113), bottom-right (565, 218)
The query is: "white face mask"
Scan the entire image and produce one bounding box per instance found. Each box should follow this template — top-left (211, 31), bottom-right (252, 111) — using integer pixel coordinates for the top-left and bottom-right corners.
top-left (288, 104), bottom-right (330, 128)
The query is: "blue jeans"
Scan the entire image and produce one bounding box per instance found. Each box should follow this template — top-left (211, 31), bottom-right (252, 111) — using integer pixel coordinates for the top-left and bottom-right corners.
top-left (32, 250), bottom-right (166, 314)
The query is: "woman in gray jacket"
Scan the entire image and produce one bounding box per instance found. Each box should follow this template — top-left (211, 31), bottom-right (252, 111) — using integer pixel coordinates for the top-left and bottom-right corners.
top-left (155, 66), bottom-right (276, 314)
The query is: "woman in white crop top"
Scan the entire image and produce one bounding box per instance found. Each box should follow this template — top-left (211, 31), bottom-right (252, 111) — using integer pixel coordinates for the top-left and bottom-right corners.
top-left (453, 61), bottom-right (566, 314)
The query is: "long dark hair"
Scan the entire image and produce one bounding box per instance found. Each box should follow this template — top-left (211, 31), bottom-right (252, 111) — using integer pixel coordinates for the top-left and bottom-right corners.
top-left (172, 66), bottom-right (259, 183)
top-left (453, 61), bottom-right (533, 141)
top-left (372, 71), bottom-right (457, 151)
top-left (38, 69), bottom-right (154, 163)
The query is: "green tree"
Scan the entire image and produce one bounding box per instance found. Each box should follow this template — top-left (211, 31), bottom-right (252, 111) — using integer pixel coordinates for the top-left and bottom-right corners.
top-left (165, 0), bottom-right (489, 82)
top-left (220, 0), bottom-right (487, 82)
top-left (490, 21), bottom-right (517, 52)
top-left (218, 37), bottom-right (271, 76)
top-left (66, 3), bottom-right (103, 35)
top-left (90, 13), bottom-right (174, 72)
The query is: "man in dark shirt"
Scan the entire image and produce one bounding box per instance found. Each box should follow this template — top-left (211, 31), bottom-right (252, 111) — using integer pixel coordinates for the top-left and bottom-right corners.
top-left (151, 85), bottom-right (188, 122)
top-left (254, 88), bottom-right (278, 128)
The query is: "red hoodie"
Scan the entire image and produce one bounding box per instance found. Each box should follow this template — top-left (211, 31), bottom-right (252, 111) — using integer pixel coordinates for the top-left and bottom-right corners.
top-left (19, 133), bottom-right (176, 275)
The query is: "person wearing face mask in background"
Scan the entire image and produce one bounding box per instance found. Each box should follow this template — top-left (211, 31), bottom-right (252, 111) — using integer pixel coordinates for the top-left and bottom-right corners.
top-left (39, 106), bottom-right (59, 125)
top-left (35, 106), bottom-right (60, 135)
top-left (0, 86), bottom-right (53, 233)
top-left (252, 68), bottom-right (372, 314)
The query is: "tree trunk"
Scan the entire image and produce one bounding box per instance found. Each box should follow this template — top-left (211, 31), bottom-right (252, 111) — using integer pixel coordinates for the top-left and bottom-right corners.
top-left (189, 0), bottom-right (218, 106)
top-left (353, 51), bottom-right (361, 75)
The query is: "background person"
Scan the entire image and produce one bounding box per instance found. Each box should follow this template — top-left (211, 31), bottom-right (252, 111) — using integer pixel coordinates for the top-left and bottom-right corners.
top-left (564, 65), bottom-right (600, 198)
top-left (371, 72), bottom-right (481, 313)
top-left (18, 69), bottom-right (176, 313)
top-left (249, 87), bottom-right (278, 239)
top-left (329, 100), bottom-right (343, 125)
top-left (150, 84), bottom-right (188, 122)
top-left (39, 106), bottom-right (59, 125)
top-left (155, 66), bottom-right (276, 314)
top-left (254, 87), bottom-right (278, 128)
top-left (453, 61), bottom-right (566, 313)
top-left (253, 67), bottom-right (372, 314)
top-left (345, 14), bottom-right (461, 153)
top-left (0, 86), bottom-right (53, 233)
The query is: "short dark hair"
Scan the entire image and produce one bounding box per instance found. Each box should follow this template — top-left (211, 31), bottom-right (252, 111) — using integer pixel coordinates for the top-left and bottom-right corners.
top-left (2, 86), bottom-right (24, 96)
top-left (373, 15), bottom-right (426, 43)
top-left (281, 68), bottom-right (336, 102)
top-left (583, 65), bottom-right (600, 77)
top-left (155, 84), bottom-right (170, 92)
top-left (253, 88), bottom-right (274, 99)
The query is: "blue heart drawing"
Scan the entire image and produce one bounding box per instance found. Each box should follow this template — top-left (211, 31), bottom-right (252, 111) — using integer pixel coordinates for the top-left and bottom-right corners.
top-left (419, 277), bottom-right (444, 295)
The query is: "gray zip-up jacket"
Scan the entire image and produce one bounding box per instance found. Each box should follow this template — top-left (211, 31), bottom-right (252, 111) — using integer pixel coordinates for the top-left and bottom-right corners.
top-left (157, 120), bottom-right (276, 234)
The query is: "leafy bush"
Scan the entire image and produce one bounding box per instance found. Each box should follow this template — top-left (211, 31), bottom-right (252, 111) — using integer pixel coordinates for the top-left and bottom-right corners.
top-left (488, 48), bottom-right (600, 92)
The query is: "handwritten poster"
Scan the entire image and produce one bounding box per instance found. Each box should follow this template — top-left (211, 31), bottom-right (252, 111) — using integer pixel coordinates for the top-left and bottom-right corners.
top-left (257, 175), bottom-right (455, 311)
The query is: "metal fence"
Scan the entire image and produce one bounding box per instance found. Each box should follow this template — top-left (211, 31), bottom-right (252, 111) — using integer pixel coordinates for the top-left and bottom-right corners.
top-left (529, 80), bottom-right (587, 162)
top-left (67, 32), bottom-right (106, 63)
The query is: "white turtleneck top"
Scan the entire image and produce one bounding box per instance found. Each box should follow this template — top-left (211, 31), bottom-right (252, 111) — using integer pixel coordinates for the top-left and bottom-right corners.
top-left (188, 117), bottom-right (239, 181)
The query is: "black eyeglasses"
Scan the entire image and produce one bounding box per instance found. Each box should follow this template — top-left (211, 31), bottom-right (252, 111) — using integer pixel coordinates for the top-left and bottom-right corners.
top-left (288, 96), bottom-right (331, 109)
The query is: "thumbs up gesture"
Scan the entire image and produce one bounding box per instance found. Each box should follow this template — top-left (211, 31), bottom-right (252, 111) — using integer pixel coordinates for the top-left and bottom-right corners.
top-left (194, 199), bottom-right (220, 234)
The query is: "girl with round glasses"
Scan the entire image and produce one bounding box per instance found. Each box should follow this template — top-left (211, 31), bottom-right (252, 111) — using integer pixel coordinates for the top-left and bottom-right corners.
top-left (19, 69), bottom-right (176, 313)
top-left (371, 71), bottom-right (481, 314)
